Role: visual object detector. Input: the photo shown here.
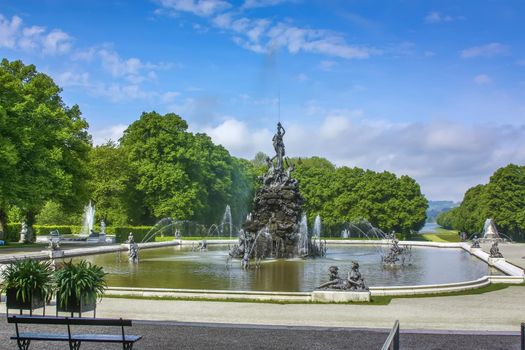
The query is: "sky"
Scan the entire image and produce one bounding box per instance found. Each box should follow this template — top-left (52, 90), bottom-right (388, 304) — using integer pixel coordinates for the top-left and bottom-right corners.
top-left (1, 0), bottom-right (525, 202)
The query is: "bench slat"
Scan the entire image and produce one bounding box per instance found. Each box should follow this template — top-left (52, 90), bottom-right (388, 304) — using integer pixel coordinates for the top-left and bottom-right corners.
top-left (8, 315), bottom-right (132, 327)
top-left (12, 333), bottom-right (142, 343)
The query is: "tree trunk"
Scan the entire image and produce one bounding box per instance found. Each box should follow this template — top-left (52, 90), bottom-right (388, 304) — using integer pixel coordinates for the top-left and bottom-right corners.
top-left (0, 207), bottom-right (7, 240)
top-left (26, 211), bottom-right (36, 243)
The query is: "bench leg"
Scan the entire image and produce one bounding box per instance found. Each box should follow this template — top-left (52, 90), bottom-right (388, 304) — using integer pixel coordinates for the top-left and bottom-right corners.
top-left (123, 342), bottom-right (134, 350)
top-left (69, 340), bottom-right (81, 350)
top-left (16, 339), bottom-right (31, 350)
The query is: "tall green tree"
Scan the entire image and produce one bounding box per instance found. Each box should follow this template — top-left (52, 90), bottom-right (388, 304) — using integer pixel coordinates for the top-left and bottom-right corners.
top-left (120, 111), bottom-right (253, 225)
top-left (0, 59), bottom-right (91, 237)
top-left (88, 141), bottom-right (141, 225)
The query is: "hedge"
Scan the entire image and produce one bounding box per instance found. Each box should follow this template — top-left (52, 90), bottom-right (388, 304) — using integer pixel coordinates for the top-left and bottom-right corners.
top-left (3, 223), bottom-right (22, 242)
top-left (1, 224), bottom-right (182, 243)
top-left (114, 226), bottom-right (153, 243)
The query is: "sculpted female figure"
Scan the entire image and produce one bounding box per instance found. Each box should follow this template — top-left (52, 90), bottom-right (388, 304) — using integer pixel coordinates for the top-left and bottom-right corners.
top-left (272, 122), bottom-right (286, 171)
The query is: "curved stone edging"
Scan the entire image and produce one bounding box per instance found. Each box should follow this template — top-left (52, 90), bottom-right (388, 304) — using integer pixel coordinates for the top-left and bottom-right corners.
top-left (2, 239), bottom-right (523, 302)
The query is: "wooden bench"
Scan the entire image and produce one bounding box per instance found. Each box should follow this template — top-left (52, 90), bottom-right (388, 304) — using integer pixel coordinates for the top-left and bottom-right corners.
top-left (8, 315), bottom-right (142, 350)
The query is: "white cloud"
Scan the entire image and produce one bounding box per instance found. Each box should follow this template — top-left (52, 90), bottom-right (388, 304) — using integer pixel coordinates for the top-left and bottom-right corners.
top-left (473, 74), bottom-right (492, 85)
top-left (0, 14), bottom-right (22, 48)
top-left (54, 70), bottom-right (90, 87)
top-left (0, 14), bottom-right (73, 54)
top-left (201, 113), bottom-right (525, 201)
top-left (319, 60), bottom-right (337, 71)
top-left (87, 83), bottom-right (157, 102)
top-left (202, 118), bottom-right (272, 156)
top-left (42, 30), bottom-right (73, 54)
top-left (91, 124), bottom-right (128, 145)
top-left (156, 0), bottom-right (231, 17)
top-left (424, 11), bottom-right (456, 23)
top-left (155, 2), bottom-right (379, 60)
top-left (242, 0), bottom-right (289, 9)
top-left (296, 73), bottom-right (307, 82)
top-left (460, 43), bottom-right (509, 58)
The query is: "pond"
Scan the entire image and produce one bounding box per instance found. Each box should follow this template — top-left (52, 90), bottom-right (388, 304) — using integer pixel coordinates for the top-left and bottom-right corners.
top-left (76, 244), bottom-right (500, 292)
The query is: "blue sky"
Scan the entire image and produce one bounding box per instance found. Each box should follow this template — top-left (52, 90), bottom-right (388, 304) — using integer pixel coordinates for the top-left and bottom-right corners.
top-left (1, 0), bottom-right (525, 201)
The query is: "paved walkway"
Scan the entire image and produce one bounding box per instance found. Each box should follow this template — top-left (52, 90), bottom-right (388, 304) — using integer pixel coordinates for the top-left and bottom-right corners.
top-left (0, 317), bottom-right (520, 349)
top-left (3, 286), bottom-right (523, 332)
top-left (482, 242), bottom-right (525, 269)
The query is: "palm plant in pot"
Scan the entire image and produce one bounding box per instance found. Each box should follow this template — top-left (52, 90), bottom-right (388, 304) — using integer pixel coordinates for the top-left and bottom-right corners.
top-left (1, 259), bottom-right (53, 315)
top-left (54, 260), bottom-right (107, 317)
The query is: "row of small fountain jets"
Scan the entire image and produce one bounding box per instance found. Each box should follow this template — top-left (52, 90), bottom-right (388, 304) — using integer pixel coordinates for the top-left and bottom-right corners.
top-left (81, 202), bottom-right (409, 267)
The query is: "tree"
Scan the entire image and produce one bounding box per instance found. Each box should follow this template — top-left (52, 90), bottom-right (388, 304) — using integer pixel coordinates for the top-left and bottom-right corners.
top-left (120, 111), bottom-right (254, 225)
top-left (88, 141), bottom-right (140, 225)
top-left (437, 164), bottom-right (525, 240)
top-left (0, 59), bottom-right (91, 237)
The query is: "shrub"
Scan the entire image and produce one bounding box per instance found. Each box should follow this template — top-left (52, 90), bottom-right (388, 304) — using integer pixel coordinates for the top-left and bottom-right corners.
top-left (0, 259), bottom-right (54, 302)
top-left (54, 260), bottom-right (107, 308)
top-left (114, 226), bottom-right (153, 243)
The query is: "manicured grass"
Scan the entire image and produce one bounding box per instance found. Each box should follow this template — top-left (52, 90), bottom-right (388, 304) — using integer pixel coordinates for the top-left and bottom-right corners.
top-left (370, 283), bottom-right (512, 305)
top-left (104, 283), bottom-right (522, 305)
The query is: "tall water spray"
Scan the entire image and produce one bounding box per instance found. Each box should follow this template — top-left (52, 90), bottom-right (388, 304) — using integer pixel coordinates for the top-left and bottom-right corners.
top-left (80, 201), bottom-right (96, 235)
top-left (221, 205), bottom-right (233, 239)
top-left (297, 214), bottom-right (309, 256)
top-left (313, 214), bottom-right (321, 239)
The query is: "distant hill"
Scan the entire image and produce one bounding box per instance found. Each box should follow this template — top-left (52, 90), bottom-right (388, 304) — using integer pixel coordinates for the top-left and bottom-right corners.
top-left (426, 200), bottom-right (458, 222)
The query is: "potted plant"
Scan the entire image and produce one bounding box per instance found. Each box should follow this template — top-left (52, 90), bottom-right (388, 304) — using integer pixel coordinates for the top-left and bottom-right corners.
top-left (54, 260), bottom-right (107, 317)
top-left (1, 259), bottom-right (53, 315)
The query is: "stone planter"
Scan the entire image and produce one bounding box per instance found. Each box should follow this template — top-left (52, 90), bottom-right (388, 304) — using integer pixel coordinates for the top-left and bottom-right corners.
top-left (6, 288), bottom-right (46, 315)
top-left (56, 292), bottom-right (97, 317)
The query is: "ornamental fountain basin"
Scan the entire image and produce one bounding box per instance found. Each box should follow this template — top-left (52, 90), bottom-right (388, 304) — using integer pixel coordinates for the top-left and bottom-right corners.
top-left (74, 244), bottom-right (503, 293)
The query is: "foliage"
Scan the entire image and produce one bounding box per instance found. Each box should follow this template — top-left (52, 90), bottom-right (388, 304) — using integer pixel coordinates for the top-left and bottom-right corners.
top-left (291, 157), bottom-right (428, 234)
top-left (0, 59), bottom-right (91, 232)
top-left (88, 141), bottom-right (140, 225)
top-left (35, 201), bottom-right (80, 225)
top-left (438, 164), bottom-right (525, 240)
top-left (54, 260), bottom-right (107, 308)
top-left (1, 259), bottom-right (54, 302)
top-left (114, 226), bottom-right (154, 243)
top-left (120, 111), bottom-right (254, 225)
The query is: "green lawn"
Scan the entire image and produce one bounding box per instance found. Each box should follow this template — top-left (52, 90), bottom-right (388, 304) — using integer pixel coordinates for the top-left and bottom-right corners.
top-left (105, 283), bottom-right (521, 305)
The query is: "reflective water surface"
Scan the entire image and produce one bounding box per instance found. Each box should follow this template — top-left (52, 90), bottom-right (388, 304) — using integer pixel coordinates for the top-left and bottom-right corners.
top-left (76, 245), bottom-right (499, 292)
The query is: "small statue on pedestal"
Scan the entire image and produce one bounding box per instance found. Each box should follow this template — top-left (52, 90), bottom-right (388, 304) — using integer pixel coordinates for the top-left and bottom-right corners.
top-left (489, 241), bottom-right (503, 258)
top-left (471, 236), bottom-right (481, 249)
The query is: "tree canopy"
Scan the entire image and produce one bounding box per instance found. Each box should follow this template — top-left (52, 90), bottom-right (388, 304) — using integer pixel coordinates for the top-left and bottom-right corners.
top-left (438, 164), bottom-right (525, 240)
top-left (0, 59), bottom-right (91, 236)
top-left (292, 157), bottom-right (428, 234)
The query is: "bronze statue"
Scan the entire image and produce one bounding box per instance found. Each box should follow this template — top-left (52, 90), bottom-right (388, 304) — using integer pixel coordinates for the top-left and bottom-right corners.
top-left (489, 241), bottom-right (503, 258)
top-left (271, 122), bottom-right (286, 171)
top-left (317, 262), bottom-right (368, 291)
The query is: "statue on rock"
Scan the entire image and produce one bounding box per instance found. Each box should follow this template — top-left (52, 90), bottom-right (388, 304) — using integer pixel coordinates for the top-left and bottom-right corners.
top-left (231, 122), bottom-right (305, 260)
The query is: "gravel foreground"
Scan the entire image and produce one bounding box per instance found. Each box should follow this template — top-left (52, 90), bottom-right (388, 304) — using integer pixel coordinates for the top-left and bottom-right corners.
top-left (0, 317), bottom-right (520, 350)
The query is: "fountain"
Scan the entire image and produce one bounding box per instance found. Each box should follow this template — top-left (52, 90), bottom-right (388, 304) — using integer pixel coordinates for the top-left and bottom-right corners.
top-left (230, 122), bottom-right (325, 263)
top-left (80, 201), bottom-right (96, 235)
top-left (382, 235), bottom-right (411, 266)
top-left (481, 218), bottom-right (504, 242)
top-left (221, 205), bottom-right (233, 239)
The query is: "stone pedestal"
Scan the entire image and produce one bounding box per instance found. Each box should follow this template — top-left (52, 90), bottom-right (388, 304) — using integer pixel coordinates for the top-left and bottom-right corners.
top-left (311, 290), bottom-right (371, 303)
top-left (44, 250), bottom-right (65, 259)
top-left (98, 234), bottom-right (107, 243)
top-left (488, 257), bottom-right (505, 266)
